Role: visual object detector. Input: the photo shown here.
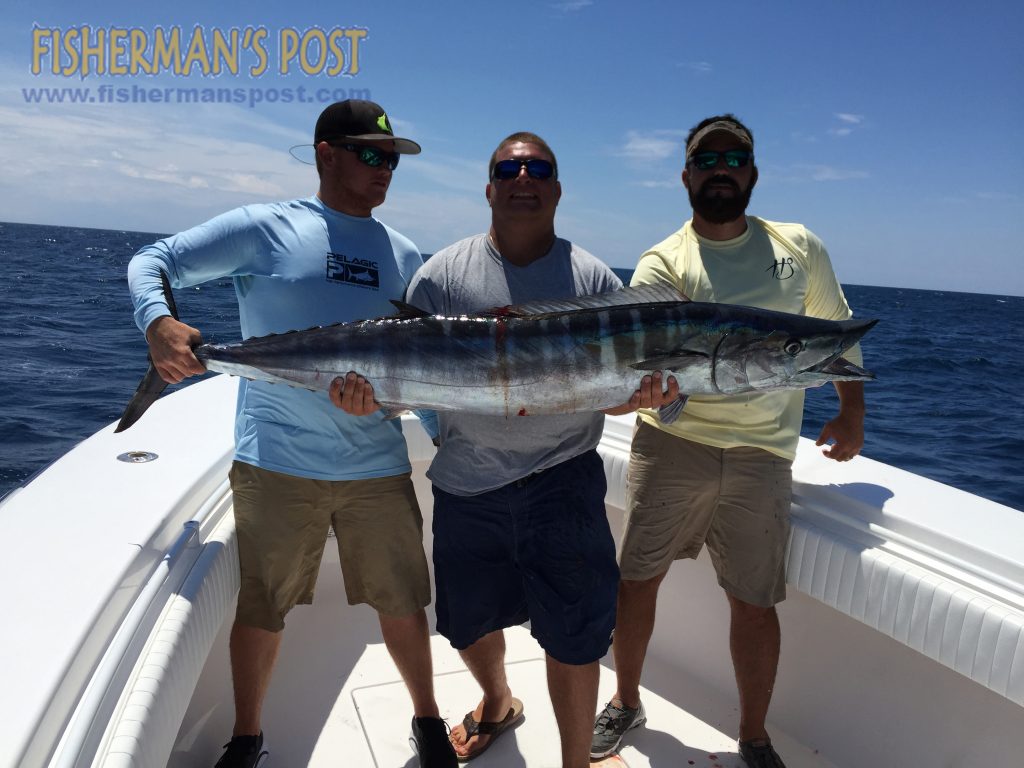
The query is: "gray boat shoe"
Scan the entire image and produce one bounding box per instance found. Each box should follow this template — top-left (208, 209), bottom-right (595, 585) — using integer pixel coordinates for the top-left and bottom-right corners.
top-left (590, 699), bottom-right (646, 759)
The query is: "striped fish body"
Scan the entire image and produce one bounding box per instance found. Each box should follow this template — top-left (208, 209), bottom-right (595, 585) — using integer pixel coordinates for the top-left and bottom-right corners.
top-left (195, 284), bottom-right (876, 418)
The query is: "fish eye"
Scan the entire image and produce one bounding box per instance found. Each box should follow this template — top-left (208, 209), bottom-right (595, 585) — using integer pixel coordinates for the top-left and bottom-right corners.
top-left (783, 338), bottom-right (804, 356)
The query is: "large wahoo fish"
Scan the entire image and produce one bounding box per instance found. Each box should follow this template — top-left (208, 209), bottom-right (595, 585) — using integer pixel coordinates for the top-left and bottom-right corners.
top-left (116, 278), bottom-right (875, 432)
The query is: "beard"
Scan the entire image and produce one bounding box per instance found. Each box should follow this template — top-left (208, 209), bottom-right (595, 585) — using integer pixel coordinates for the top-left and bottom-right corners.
top-left (688, 175), bottom-right (755, 224)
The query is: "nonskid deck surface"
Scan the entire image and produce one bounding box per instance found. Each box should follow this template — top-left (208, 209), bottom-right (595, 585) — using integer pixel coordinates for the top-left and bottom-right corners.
top-left (172, 475), bottom-right (834, 768)
top-left (176, 609), bottom-right (833, 768)
top-left (356, 641), bottom-right (831, 768)
top-left (355, 631), bottom-right (834, 768)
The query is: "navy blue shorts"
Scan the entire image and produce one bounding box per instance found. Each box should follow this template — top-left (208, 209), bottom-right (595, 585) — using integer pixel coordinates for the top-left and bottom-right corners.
top-left (432, 449), bottom-right (618, 665)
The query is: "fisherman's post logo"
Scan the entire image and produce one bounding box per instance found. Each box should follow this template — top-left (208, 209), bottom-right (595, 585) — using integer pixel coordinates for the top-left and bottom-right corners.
top-left (31, 25), bottom-right (368, 77)
top-left (24, 24), bottom-right (374, 109)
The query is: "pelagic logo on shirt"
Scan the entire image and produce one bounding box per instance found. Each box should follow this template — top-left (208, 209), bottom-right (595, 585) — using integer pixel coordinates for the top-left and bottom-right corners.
top-left (326, 252), bottom-right (379, 289)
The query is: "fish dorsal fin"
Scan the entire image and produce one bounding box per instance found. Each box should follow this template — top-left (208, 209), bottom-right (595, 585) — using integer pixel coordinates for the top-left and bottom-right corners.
top-left (475, 284), bottom-right (688, 319)
top-left (389, 299), bottom-right (433, 319)
top-left (224, 301), bottom-right (429, 346)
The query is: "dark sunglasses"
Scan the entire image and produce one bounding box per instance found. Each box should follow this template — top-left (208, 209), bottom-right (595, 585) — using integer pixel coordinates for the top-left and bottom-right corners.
top-left (332, 143), bottom-right (400, 171)
top-left (689, 150), bottom-right (753, 171)
top-left (491, 158), bottom-right (557, 181)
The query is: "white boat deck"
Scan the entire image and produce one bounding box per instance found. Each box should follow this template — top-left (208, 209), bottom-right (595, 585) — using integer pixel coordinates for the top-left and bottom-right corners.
top-left (172, 548), bottom-right (835, 768)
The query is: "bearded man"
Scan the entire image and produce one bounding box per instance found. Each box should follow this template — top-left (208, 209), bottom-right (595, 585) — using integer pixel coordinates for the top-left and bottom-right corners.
top-left (591, 114), bottom-right (867, 768)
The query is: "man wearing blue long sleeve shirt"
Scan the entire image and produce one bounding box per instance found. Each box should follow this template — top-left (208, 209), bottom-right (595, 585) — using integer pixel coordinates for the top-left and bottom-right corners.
top-left (127, 100), bottom-right (455, 768)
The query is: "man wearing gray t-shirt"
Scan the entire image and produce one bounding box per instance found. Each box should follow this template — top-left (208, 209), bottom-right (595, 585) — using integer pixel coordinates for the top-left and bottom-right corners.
top-left (336, 132), bottom-right (675, 768)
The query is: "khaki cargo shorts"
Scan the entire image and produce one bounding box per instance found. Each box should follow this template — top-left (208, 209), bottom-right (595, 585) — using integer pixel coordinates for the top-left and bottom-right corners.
top-left (619, 421), bottom-right (793, 607)
top-left (229, 461), bottom-right (431, 631)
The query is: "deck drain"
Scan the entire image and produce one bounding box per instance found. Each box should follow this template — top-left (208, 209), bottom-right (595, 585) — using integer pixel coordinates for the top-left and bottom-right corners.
top-left (117, 451), bottom-right (159, 463)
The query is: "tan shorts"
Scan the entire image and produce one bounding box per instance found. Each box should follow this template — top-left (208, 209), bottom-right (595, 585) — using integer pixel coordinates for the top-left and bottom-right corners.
top-left (619, 421), bottom-right (792, 607)
top-left (229, 461), bottom-right (431, 631)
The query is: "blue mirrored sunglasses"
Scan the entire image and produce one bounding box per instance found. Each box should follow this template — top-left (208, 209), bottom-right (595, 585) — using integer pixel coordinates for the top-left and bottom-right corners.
top-left (332, 143), bottom-right (400, 171)
top-left (690, 150), bottom-right (753, 171)
top-left (491, 158), bottom-right (556, 181)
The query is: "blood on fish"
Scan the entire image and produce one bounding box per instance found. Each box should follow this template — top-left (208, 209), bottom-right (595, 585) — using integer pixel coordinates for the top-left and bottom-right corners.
top-left (518, 408), bottom-right (527, 416)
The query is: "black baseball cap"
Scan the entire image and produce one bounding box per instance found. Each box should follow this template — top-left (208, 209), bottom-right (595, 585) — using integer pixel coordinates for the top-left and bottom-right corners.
top-left (314, 100), bottom-right (421, 154)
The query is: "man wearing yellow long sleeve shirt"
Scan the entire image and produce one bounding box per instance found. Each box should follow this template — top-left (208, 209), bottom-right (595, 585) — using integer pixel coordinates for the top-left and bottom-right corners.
top-left (592, 115), bottom-right (866, 768)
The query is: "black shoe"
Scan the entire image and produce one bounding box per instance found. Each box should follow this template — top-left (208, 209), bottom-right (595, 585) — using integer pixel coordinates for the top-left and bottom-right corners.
top-left (411, 716), bottom-right (458, 768)
top-left (213, 732), bottom-right (268, 768)
top-left (739, 738), bottom-right (787, 768)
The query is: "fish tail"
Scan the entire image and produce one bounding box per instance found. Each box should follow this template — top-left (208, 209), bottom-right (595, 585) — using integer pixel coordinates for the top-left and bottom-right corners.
top-left (114, 272), bottom-right (177, 433)
top-left (114, 358), bottom-right (170, 432)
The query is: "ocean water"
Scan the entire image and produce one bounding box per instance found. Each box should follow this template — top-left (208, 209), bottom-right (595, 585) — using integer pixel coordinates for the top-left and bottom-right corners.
top-left (1, 221), bottom-right (1022, 511)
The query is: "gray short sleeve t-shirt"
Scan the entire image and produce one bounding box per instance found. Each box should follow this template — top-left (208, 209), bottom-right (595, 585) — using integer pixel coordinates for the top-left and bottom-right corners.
top-left (406, 234), bottom-right (622, 496)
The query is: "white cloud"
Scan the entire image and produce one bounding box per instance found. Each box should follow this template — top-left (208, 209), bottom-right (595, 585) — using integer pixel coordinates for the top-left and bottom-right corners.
top-left (0, 85), bottom-right (498, 250)
top-left (801, 164), bottom-right (870, 182)
top-left (679, 61), bottom-right (713, 74)
top-left (552, 0), bottom-right (594, 11)
top-left (618, 129), bottom-right (687, 163)
top-left (0, 101), bottom-right (317, 231)
top-left (829, 113), bottom-right (866, 138)
top-left (791, 113), bottom-right (866, 142)
top-left (970, 190), bottom-right (1021, 202)
top-left (633, 179), bottom-right (679, 189)
top-left (766, 164), bottom-right (870, 183)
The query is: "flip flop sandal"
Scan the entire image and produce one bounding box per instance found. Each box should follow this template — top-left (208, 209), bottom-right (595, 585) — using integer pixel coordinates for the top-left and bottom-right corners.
top-left (455, 697), bottom-right (525, 762)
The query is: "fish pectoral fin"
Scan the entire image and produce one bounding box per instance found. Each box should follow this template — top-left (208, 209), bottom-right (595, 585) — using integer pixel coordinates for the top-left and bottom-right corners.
top-left (377, 402), bottom-right (412, 420)
top-left (657, 394), bottom-right (689, 425)
top-left (389, 300), bottom-right (432, 319)
top-left (630, 350), bottom-right (707, 371)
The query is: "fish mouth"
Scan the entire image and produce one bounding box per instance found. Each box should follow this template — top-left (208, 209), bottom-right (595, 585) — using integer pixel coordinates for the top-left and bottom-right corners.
top-left (802, 355), bottom-right (875, 380)
top-left (796, 317), bottom-right (879, 381)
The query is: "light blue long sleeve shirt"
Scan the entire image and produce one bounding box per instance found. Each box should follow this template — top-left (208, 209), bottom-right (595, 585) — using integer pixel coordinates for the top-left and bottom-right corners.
top-left (128, 195), bottom-right (436, 480)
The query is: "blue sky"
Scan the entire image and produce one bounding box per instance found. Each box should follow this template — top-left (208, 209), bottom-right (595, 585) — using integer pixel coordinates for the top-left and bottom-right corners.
top-left (2, 1), bottom-right (1022, 295)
